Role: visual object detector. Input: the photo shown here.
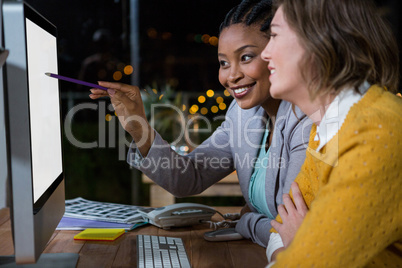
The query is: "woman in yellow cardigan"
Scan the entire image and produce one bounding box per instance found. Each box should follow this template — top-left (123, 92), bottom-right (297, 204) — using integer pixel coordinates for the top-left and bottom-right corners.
top-left (261, 0), bottom-right (402, 267)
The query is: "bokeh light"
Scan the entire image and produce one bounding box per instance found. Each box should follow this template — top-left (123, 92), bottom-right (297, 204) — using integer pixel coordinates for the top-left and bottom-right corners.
top-left (202, 34), bottom-right (210, 44)
top-left (216, 96), bottom-right (224, 104)
top-left (219, 103), bottom-right (227, 110)
top-left (124, 65), bottom-right (133, 75)
top-left (194, 34), bottom-right (202, 43)
top-left (211, 106), bottom-right (219, 113)
top-left (206, 89), bottom-right (214, 97)
top-left (209, 36), bottom-right (219, 46)
top-left (198, 95), bottom-right (206, 103)
top-left (113, 71), bottom-right (122, 81)
top-left (105, 114), bottom-right (112, 122)
top-left (200, 107), bottom-right (208, 115)
top-left (147, 28), bottom-right (158, 39)
top-left (224, 89), bottom-right (231, 96)
top-left (190, 104), bottom-right (199, 113)
top-left (161, 32), bottom-right (172, 40)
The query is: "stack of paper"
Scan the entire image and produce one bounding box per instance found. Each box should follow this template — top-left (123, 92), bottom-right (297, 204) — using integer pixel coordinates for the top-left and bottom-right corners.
top-left (57, 197), bottom-right (152, 231)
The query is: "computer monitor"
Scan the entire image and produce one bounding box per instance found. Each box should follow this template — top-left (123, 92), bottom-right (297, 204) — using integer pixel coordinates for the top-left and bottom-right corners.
top-left (1, 1), bottom-right (78, 265)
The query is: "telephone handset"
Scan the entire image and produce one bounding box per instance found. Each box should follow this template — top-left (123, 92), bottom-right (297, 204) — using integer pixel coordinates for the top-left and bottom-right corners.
top-left (139, 203), bottom-right (216, 229)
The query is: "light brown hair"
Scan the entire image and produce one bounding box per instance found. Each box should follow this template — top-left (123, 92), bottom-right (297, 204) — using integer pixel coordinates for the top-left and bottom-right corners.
top-left (272, 0), bottom-right (399, 97)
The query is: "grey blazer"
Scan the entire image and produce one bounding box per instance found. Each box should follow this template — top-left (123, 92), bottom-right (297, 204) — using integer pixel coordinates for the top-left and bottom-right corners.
top-left (128, 100), bottom-right (311, 247)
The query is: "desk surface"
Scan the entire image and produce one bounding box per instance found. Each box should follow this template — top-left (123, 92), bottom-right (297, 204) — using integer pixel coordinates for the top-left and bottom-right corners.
top-left (0, 207), bottom-right (268, 268)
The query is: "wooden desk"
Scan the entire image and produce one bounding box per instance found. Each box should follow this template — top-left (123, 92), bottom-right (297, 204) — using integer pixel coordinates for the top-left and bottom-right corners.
top-left (0, 207), bottom-right (268, 268)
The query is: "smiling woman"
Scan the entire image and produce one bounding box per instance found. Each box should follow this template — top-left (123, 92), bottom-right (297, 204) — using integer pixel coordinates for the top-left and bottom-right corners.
top-left (263, 0), bottom-right (402, 267)
top-left (218, 24), bottom-right (273, 111)
top-left (261, 9), bottom-right (306, 109)
top-left (89, 0), bottom-right (311, 250)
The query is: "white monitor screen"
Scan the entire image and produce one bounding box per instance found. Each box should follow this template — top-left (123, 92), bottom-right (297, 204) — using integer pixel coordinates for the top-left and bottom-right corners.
top-left (25, 18), bottom-right (62, 203)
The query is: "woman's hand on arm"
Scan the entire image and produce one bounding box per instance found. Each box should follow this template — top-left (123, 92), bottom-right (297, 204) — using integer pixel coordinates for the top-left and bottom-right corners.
top-left (271, 182), bottom-right (308, 247)
top-left (89, 82), bottom-right (154, 157)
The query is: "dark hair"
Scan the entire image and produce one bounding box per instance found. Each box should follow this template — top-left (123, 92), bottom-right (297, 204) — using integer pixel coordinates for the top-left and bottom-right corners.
top-left (219, 0), bottom-right (273, 34)
top-left (272, 0), bottom-right (399, 96)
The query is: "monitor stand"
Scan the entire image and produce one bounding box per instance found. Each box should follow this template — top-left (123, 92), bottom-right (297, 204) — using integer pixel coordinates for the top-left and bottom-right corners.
top-left (0, 253), bottom-right (79, 267)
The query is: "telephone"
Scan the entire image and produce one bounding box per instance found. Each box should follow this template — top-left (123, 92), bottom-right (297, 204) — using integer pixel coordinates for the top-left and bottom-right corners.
top-left (138, 203), bottom-right (216, 229)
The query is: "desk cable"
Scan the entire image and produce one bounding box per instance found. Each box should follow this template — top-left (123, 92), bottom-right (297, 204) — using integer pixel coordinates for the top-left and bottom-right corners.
top-left (201, 211), bottom-right (240, 230)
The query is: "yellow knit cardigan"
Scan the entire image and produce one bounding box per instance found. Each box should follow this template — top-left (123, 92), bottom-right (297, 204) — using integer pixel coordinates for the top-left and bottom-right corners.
top-left (272, 85), bottom-right (402, 267)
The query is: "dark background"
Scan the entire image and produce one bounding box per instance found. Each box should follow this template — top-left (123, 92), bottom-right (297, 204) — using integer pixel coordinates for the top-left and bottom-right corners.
top-left (25, 0), bottom-right (239, 92)
top-left (22, 0), bottom-right (402, 206)
top-left (24, 0), bottom-right (402, 94)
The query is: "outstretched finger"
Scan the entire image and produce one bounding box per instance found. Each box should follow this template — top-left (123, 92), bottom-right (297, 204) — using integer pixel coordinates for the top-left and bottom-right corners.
top-left (291, 182), bottom-right (308, 215)
top-left (89, 88), bottom-right (109, 99)
top-left (98, 81), bottom-right (140, 96)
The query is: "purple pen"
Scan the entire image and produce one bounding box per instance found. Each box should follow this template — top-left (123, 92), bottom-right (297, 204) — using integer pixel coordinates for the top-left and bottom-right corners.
top-left (45, 72), bottom-right (108, 91)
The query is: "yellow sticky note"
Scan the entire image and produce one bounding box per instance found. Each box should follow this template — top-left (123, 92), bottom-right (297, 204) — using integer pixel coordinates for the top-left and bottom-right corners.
top-left (74, 228), bottom-right (125, 241)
